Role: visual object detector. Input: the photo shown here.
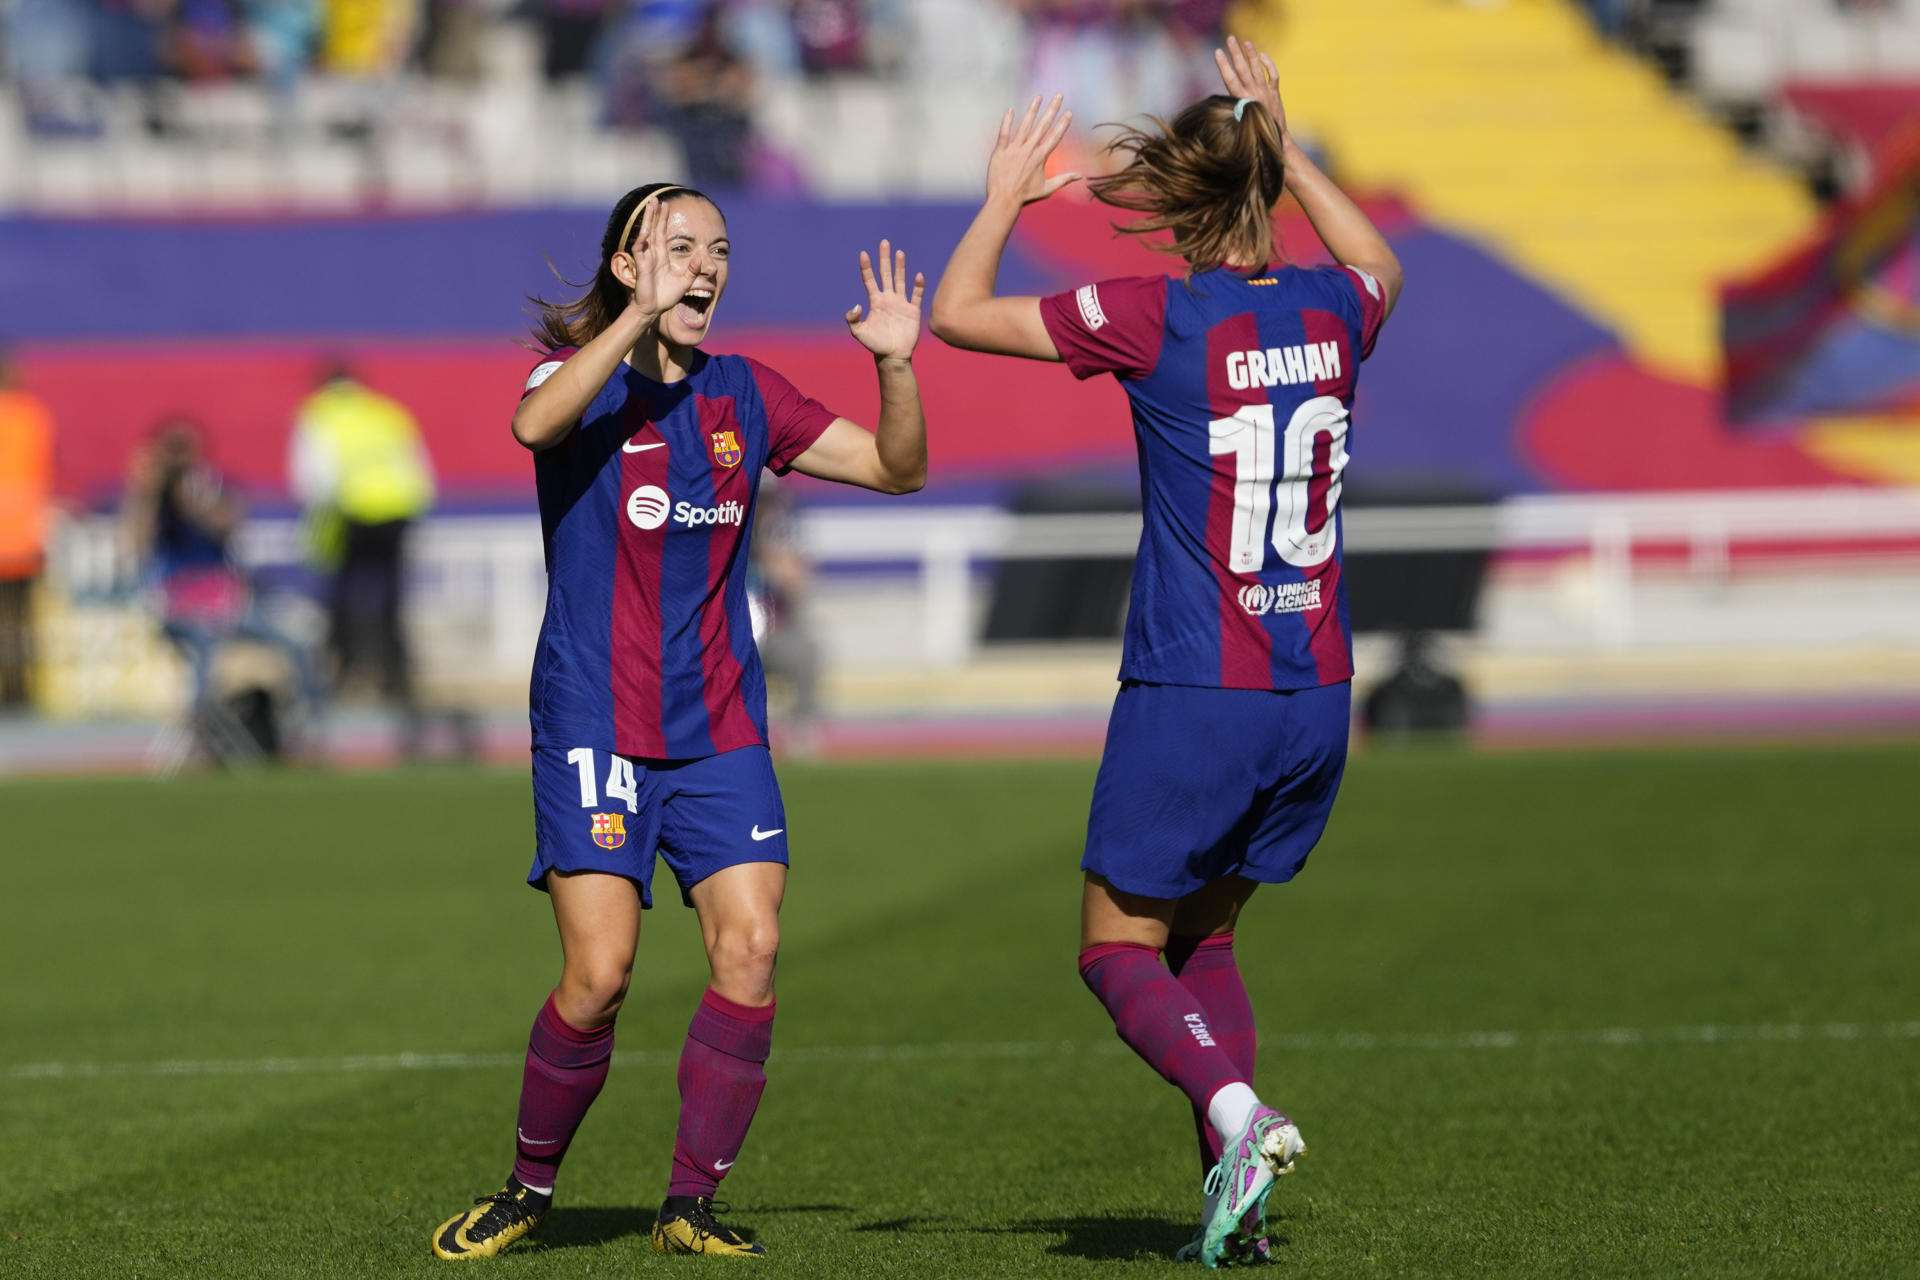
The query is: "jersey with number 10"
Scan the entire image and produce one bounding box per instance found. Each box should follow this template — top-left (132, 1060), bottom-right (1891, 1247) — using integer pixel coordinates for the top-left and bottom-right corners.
top-left (1040, 263), bottom-right (1386, 691)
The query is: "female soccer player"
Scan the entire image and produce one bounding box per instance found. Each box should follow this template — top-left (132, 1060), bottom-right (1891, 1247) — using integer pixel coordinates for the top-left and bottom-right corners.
top-left (930, 37), bottom-right (1403, 1268)
top-left (431, 182), bottom-right (927, 1261)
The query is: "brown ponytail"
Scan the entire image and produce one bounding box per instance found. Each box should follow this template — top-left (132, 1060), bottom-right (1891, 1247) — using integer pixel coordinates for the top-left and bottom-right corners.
top-left (527, 182), bottom-right (723, 350)
top-left (1086, 94), bottom-right (1287, 271)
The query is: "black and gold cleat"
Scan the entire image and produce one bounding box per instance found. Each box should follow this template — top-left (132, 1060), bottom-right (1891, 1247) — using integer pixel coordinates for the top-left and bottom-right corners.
top-left (431, 1178), bottom-right (550, 1260)
top-left (650, 1196), bottom-right (766, 1258)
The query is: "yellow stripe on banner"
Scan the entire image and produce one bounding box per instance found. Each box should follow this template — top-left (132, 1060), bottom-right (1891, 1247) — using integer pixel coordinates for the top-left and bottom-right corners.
top-left (1803, 415), bottom-right (1920, 484)
top-left (1232, 0), bottom-right (1818, 383)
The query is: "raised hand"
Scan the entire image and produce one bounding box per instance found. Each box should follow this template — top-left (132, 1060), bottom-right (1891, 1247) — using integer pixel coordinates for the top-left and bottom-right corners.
top-left (1215, 34), bottom-right (1286, 138)
top-left (624, 196), bottom-right (691, 321)
top-left (845, 239), bottom-right (925, 362)
top-left (986, 94), bottom-right (1080, 207)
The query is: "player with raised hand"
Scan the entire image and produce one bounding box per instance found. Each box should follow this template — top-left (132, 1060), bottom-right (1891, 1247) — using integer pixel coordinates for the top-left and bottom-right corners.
top-left (930, 37), bottom-right (1403, 1267)
top-left (430, 182), bottom-right (927, 1262)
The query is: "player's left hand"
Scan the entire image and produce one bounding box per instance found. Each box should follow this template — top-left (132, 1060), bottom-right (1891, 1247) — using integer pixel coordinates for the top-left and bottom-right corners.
top-left (1215, 34), bottom-right (1286, 138)
top-left (845, 239), bottom-right (925, 362)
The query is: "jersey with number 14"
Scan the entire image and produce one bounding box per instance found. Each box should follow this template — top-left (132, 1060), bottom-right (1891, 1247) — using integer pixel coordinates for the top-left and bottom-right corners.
top-left (1040, 263), bottom-right (1386, 691)
top-left (522, 349), bottom-right (835, 760)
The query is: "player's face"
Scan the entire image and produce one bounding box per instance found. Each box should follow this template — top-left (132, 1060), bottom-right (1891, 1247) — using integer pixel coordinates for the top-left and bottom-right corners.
top-left (656, 198), bottom-right (730, 348)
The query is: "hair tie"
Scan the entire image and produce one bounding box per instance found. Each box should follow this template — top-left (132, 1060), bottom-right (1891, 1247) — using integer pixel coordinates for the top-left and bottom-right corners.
top-left (1233, 97), bottom-right (1256, 122)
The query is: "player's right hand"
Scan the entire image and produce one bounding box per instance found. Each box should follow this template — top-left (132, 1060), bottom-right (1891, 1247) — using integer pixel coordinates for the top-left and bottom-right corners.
top-left (986, 94), bottom-right (1080, 207)
top-left (1214, 35), bottom-right (1287, 139)
top-left (623, 196), bottom-right (692, 323)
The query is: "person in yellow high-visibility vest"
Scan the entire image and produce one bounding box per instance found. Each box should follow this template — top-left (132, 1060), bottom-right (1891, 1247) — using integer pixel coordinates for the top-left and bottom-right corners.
top-left (0, 351), bottom-right (54, 708)
top-left (289, 362), bottom-right (435, 725)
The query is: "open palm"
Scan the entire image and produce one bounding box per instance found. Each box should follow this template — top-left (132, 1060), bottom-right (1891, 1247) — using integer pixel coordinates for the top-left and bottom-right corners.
top-left (846, 239), bottom-right (925, 361)
top-left (987, 95), bottom-right (1078, 206)
top-left (1215, 35), bottom-right (1287, 137)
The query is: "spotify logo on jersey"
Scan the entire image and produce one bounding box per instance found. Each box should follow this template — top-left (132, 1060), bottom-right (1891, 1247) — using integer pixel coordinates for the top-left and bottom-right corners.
top-left (627, 485), bottom-right (670, 530)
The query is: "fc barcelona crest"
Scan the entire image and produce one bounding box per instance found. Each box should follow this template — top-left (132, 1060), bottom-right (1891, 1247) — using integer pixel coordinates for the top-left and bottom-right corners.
top-left (710, 430), bottom-right (743, 469)
top-left (590, 812), bottom-right (626, 850)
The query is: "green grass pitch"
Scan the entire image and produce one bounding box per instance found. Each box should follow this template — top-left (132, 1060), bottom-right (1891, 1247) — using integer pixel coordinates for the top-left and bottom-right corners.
top-left (3, 744), bottom-right (1918, 1278)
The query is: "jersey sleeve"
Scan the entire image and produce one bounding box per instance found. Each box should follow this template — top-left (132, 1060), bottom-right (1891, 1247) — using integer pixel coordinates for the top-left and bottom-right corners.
top-left (1332, 265), bottom-right (1388, 359)
top-left (746, 357), bottom-right (838, 474)
top-left (1038, 275), bottom-right (1169, 381)
top-left (522, 347), bottom-right (577, 399)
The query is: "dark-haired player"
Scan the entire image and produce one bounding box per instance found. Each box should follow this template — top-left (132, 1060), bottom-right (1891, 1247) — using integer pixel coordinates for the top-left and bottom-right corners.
top-left (930, 38), bottom-right (1403, 1267)
top-left (430, 183), bottom-right (927, 1261)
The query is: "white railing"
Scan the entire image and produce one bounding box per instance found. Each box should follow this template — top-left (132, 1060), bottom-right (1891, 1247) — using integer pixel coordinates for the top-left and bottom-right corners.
top-left (48, 487), bottom-right (1920, 681)
top-left (798, 488), bottom-right (1920, 661)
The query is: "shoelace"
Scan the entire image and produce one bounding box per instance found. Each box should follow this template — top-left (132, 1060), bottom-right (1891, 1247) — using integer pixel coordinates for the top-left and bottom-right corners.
top-left (682, 1199), bottom-right (741, 1245)
top-left (467, 1189), bottom-right (537, 1237)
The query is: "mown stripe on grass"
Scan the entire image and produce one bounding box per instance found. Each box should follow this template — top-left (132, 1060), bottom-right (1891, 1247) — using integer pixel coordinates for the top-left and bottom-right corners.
top-left (7, 1019), bottom-right (1918, 1083)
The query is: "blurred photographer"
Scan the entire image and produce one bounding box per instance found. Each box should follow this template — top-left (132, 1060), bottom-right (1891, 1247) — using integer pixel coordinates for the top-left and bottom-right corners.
top-left (122, 418), bottom-right (321, 737)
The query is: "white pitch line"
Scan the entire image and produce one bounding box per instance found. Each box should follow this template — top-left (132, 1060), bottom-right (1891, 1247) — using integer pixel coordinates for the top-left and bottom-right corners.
top-left (6, 1019), bottom-right (1917, 1084)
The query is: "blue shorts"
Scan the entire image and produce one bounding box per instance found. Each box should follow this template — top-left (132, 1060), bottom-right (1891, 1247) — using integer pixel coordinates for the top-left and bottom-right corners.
top-left (528, 744), bottom-right (790, 909)
top-left (1082, 680), bottom-right (1350, 900)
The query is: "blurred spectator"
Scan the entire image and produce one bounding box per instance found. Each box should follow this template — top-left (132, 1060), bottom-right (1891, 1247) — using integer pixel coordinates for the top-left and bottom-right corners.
top-left (249, 0), bottom-right (322, 92)
top-left (537, 0), bottom-right (613, 80)
top-left (1018, 1), bottom-right (1213, 132)
top-left (91, 0), bottom-right (168, 83)
top-left (1164, 0), bottom-right (1226, 43)
top-left (791, 0), bottom-right (867, 76)
top-left (749, 474), bottom-right (823, 750)
top-left (289, 364), bottom-right (434, 725)
top-left (321, 0), bottom-right (416, 75)
top-left (170, 0), bottom-right (259, 81)
top-left (417, 0), bottom-right (488, 82)
top-left (4, 0), bottom-right (91, 82)
top-left (652, 8), bottom-right (756, 186)
top-left (722, 0), bottom-right (803, 80)
top-left (600, 0), bottom-right (707, 122)
top-left (0, 354), bottom-right (55, 710)
top-left (121, 418), bottom-right (321, 727)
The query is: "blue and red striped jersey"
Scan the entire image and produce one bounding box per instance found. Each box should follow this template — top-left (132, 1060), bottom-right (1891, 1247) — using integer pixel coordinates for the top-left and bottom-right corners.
top-left (1040, 263), bottom-right (1386, 690)
top-left (523, 349), bottom-right (835, 759)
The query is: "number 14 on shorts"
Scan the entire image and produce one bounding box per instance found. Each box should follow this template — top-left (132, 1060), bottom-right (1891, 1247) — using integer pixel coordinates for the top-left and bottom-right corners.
top-left (568, 747), bottom-right (638, 813)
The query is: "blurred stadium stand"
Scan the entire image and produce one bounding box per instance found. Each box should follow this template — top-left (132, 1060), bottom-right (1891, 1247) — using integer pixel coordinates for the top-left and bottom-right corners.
top-left (1, 0), bottom-right (1916, 768)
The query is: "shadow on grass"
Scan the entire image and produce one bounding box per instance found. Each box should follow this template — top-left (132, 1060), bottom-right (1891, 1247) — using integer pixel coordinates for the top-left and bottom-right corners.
top-left (855, 1212), bottom-right (1220, 1263)
top-left (529, 1202), bottom-right (853, 1253)
top-left (526, 1206), bottom-right (650, 1252)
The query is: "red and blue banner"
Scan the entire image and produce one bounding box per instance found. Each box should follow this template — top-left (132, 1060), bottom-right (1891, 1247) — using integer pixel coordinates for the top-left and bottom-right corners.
top-left (1722, 125), bottom-right (1920, 425)
top-left (2, 186), bottom-right (1911, 505)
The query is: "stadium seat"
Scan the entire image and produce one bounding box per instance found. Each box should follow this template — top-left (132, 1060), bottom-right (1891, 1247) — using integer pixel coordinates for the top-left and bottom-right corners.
top-left (1780, 12), bottom-right (1871, 79)
top-left (1690, 18), bottom-right (1780, 104)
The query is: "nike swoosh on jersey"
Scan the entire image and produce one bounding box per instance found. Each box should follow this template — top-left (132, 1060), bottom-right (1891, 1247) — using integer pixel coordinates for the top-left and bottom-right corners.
top-left (622, 440), bottom-right (667, 453)
top-left (714, 1158), bottom-right (735, 1171)
top-left (750, 826), bottom-right (783, 841)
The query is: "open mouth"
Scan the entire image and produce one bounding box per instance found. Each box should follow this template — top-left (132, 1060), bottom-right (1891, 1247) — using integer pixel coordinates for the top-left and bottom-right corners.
top-left (678, 288), bottom-right (715, 320)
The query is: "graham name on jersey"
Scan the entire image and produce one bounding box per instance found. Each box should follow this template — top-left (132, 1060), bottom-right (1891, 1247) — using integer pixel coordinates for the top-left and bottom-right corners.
top-left (1224, 340), bottom-right (1344, 391)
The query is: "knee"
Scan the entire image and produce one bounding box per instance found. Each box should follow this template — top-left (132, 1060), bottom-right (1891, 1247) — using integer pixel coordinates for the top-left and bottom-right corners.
top-left (557, 956), bottom-right (633, 1026)
top-left (707, 918), bottom-right (780, 999)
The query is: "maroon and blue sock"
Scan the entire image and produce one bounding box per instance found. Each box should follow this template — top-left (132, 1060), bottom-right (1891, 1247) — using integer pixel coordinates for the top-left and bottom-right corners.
top-left (511, 994), bottom-right (615, 1193)
top-left (1167, 932), bottom-right (1258, 1171)
top-left (667, 989), bottom-right (776, 1199)
top-left (1079, 942), bottom-right (1248, 1115)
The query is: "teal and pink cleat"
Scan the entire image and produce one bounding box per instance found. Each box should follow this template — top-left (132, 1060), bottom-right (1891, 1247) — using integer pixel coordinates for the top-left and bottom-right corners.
top-left (1195, 1106), bottom-right (1305, 1268)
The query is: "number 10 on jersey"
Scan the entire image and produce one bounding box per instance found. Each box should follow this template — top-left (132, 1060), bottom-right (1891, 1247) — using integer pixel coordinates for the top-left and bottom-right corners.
top-left (1208, 395), bottom-right (1350, 573)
